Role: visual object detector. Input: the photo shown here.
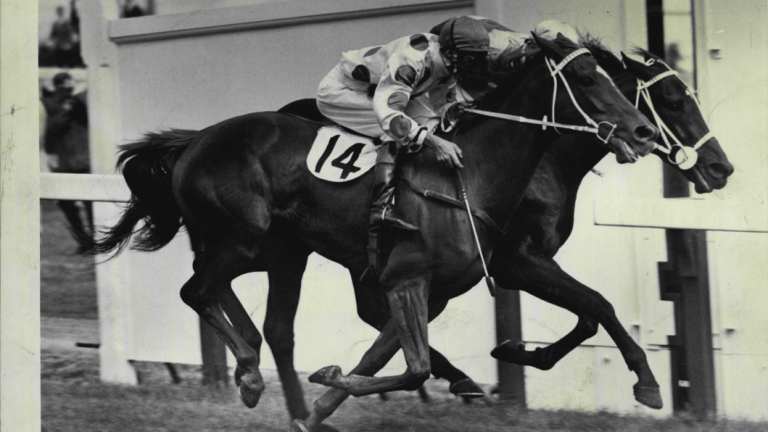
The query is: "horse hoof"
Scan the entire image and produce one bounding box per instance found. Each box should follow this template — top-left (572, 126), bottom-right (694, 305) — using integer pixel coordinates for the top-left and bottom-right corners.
top-left (417, 386), bottom-right (431, 403)
top-left (449, 378), bottom-right (485, 399)
top-left (239, 372), bottom-right (265, 408)
top-left (490, 340), bottom-right (530, 364)
top-left (309, 365), bottom-right (342, 386)
top-left (633, 383), bottom-right (663, 409)
top-left (291, 420), bottom-right (339, 432)
top-left (291, 419), bottom-right (310, 432)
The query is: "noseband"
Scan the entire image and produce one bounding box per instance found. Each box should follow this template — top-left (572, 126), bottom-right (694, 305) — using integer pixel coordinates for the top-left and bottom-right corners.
top-left (462, 48), bottom-right (618, 143)
top-left (634, 60), bottom-right (715, 170)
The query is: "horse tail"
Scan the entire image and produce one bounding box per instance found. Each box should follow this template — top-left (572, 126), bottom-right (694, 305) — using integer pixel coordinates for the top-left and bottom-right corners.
top-left (88, 129), bottom-right (198, 256)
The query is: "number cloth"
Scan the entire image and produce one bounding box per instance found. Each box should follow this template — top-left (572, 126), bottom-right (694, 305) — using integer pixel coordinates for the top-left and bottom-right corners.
top-left (306, 126), bottom-right (378, 182)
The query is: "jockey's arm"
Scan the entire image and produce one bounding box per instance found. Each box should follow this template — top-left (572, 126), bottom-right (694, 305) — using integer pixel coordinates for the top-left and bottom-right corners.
top-left (372, 59), bottom-right (426, 148)
top-left (372, 57), bottom-right (463, 168)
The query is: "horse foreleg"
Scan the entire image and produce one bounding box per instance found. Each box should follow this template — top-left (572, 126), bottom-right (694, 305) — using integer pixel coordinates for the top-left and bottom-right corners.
top-left (264, 253), bottom-right (311, 420)
top-left (491, 250), bottom-right (662, 409)
top-left (490, 253), bottom-right (597, 369)
top-left (309, 276), bottom-right (431, 396)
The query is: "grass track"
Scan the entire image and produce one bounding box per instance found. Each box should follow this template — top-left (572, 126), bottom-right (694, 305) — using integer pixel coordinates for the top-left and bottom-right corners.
top-left (42, 347), bottom-right (766, 432)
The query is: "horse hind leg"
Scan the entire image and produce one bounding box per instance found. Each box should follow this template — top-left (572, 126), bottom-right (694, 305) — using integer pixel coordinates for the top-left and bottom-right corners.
top-left (264, 250), bottom-right (311, 420)
top-left (219, 287), bottom-right (265, 409)
top-left (180, 245), bottom-right (266, 407)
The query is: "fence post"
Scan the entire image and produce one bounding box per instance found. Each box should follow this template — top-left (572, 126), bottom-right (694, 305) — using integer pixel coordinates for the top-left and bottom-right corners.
top-left (0, 0), bottom-right (41, 430)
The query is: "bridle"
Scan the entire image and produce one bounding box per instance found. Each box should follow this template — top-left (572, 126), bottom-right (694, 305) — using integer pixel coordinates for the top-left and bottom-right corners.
top-left (461, 48), bottom-right (618, 144)
top-left (634, 59), bottom-right (714, 170)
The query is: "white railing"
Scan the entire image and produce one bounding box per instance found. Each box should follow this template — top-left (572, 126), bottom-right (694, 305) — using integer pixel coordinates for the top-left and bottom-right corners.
top-left (40, 173), bottom-right (130, 202)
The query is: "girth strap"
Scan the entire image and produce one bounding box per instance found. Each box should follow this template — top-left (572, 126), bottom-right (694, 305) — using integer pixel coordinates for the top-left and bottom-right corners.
top-left (398, 177), bottom-right (504, 235)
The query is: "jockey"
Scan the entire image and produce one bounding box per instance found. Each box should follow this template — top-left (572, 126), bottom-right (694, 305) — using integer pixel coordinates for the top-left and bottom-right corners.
top-left (315, 16), bottom-right (578, 274)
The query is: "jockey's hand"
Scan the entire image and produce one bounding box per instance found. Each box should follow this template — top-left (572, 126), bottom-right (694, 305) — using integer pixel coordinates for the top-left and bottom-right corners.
top-left (427, 134), bottom-right (464, 169)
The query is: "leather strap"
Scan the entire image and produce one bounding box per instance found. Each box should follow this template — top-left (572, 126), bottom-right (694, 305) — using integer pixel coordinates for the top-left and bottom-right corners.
top-left (398, 177), bottom-right (504, 235)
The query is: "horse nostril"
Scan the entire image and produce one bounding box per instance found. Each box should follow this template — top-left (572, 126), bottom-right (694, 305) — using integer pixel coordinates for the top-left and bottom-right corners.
top-left (709, 161), bottom-right (734, 179)
top-left (634, 125), bottom-right (657, 141)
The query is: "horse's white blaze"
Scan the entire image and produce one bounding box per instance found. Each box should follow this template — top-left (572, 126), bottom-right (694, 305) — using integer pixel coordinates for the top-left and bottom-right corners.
top-left (306, 127), bottom-right (378, 183)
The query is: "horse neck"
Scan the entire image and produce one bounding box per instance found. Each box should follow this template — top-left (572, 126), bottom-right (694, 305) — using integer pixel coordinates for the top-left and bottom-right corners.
top-left (458, 64), bottom-right (563, 223)
top-left (547, 134), bottom-right (609, 186)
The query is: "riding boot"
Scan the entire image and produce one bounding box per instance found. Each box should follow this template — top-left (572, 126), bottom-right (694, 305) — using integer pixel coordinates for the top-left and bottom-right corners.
top-left (365, 153), bottom-right (418, 278)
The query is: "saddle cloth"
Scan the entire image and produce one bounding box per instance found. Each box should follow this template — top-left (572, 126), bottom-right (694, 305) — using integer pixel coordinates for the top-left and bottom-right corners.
top-left (306, 126), bottom-right (377, 183)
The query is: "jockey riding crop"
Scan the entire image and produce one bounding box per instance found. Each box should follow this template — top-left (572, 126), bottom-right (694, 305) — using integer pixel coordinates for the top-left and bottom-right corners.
top-left (455, 170), bottom-right (497, 297)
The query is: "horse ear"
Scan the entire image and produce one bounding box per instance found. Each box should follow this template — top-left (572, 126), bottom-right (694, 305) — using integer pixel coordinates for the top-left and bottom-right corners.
top-left (621, 51), bottom-right (655, 79)
top-left (554, 32), bottom-right (579, 49)
top-left (531, 31), bottom-right (563, 60)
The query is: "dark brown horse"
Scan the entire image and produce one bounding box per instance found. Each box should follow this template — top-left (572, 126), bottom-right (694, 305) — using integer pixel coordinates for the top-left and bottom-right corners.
top-left (280, 43), bottom-right (732, 430)
top-left (285, 41), bottom-right (734, 405)
top-left (488, 44), bottom-right (734, 404)
top-left (91, 35), bottom-right (657, 431)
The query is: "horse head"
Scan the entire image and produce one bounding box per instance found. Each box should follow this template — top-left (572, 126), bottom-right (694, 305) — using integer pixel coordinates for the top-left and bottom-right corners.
top-left (622, 50), bottom-right (734, 193)
top-left (528, 33), bottom-right (659, 161)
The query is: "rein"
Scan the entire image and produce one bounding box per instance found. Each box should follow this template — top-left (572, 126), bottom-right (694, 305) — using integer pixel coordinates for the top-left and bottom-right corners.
top-left (634, 60), bottom-right (715, 170)
top-left (463, 48), bottom-right (618, 144)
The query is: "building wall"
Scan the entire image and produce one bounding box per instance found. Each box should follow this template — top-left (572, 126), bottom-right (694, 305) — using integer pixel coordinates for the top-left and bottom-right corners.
top-left (696, 0), bottom-right (768, 420)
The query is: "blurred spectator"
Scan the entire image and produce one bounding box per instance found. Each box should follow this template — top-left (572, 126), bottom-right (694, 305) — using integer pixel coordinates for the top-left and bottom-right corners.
top-left (41, 72), bottom-right (93, 252)
top-left (40, 1), bottom-right (84, 67)
top-left (665, 42), bottom-right (694, 86)
top-left (122, 0), bottom-right (146, 18)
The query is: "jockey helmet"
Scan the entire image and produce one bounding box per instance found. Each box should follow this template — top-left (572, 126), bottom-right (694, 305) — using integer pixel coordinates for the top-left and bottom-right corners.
top-left (439, 17), bottom-right (490, 83)
top-left (439, 16), bottom-right (490, 54)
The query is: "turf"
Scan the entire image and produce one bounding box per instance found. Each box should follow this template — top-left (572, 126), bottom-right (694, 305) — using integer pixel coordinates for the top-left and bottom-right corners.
top-left (41, 347), bottom-right (766, 432)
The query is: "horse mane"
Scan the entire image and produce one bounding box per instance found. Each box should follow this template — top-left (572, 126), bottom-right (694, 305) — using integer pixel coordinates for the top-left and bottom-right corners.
top-left (581, 34), bottom-right (626, 77)
top-left (475, 50), bottom-right (548, 111)
top-left (632, 47), bottom-right (663, 62)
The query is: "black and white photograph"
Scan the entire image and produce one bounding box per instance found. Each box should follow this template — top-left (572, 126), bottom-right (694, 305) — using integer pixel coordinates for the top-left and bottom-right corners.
top-left (1, 1), bottom-right (766, 431)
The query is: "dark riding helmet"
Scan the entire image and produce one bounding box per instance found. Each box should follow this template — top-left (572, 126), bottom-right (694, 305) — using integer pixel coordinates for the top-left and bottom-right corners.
top-left (439, 16), bottom-right (490, 54)
top-left (439, 17), bottom-right (490, 88)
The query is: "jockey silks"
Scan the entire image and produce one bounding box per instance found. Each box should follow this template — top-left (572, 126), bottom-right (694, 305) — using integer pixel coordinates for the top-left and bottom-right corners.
top-left (316, 26), bottom-right (527, 146)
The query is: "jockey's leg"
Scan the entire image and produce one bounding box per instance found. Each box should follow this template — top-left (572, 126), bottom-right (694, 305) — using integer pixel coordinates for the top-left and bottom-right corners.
top-left (365, 144), bottom-right (419, 274)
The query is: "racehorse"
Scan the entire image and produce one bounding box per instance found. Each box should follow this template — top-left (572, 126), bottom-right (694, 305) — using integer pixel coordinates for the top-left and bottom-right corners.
top-left (274, 40), bottom-right (734, 427)
top-left (487, 42), bottom-right (734, 400)
top-left (281, 41), bottom-right (734, 415)
top-left (90, 34), bottom-right (658, 431)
